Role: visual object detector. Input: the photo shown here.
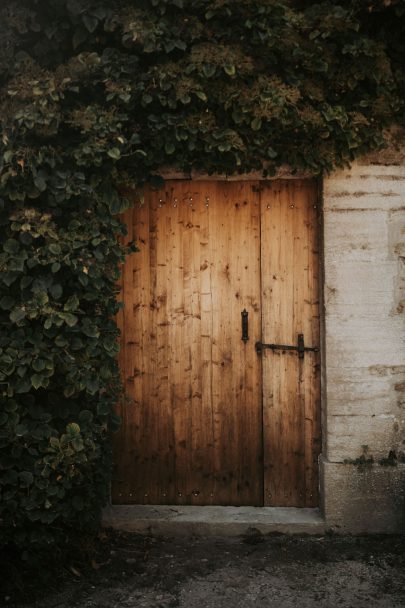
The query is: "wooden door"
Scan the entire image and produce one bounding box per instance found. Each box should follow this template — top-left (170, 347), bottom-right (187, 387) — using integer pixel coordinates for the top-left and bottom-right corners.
top-left (112, 179), bottom-right (321, 507)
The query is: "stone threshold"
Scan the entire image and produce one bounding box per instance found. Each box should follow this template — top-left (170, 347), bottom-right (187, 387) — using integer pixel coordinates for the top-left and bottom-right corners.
top-left (103, 505), bottom-right (325, 536)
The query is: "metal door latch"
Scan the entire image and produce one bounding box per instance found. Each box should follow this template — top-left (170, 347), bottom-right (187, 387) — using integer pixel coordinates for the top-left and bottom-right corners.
top-left (241, 309), bottom-right (249, 342)
top-left (255, 333), bottom-right (318, 359)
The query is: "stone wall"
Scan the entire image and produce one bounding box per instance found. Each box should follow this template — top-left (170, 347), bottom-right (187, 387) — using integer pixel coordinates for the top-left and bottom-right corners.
top-left (322, 156), bottom-right (405, 533)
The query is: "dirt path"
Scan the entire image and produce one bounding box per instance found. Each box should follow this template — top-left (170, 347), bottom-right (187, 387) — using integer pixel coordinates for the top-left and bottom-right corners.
top-left (9, 532), bottom-right (405, 608)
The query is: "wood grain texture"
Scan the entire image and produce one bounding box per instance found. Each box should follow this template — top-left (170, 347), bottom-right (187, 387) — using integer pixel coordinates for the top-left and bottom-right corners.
top-left (112, 181), bottom-right (263, 505)
top-left (113, 179), bottom-right (321, 507)
top-left (260, 180), bottom-right (321, 507)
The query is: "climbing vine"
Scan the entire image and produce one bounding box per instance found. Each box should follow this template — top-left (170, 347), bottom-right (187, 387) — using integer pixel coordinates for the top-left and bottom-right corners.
top-left (0, 0), bottom-right (404, 571)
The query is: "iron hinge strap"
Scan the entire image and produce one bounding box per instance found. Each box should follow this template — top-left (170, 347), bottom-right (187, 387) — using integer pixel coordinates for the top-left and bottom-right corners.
top-left (255, 334), bottom-right (318, 359)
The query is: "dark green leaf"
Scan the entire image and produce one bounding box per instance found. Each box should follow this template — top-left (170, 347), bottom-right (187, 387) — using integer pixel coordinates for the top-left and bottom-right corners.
top-left (10, 308), bottom-right (26, 323)
top-left (3, 239), bottom-right (19, 254)
top-left (15, 423), bottom-right (28, 437)
top-left (251, 118), bottom-right (262, 131)
top-left (97, 401), bottom-right (110, 416)
top-left (31, 374), bottom-right (45, 390)
top-left (19, 471), bottom-right (34, 487)
top-left (165, 142), bottom-right (175, 155)
top-left (50, 284), bottom-right (63, 299)
top-left (107, 147), bottom-right (121, 160)
top-left (82, 14), bottom-right (98, 33)
top-left (34, 176), bottom-right (47, 192)
top-left (79, 410), bottom-right (94, 423)
top-left (32, 359), bottom-right (46, 372)
top-left (0, 296), bottom-right (15, 310)
top-left (62, 313), bottom-right (79, 327)
top-left (224, 64), bottom-right (236, 76)
top-left (49, 243), bottom-right (62, 255)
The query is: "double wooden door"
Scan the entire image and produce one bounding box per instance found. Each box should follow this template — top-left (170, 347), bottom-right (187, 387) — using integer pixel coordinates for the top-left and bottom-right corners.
top-left (113, 180), bottom-right (321, 507)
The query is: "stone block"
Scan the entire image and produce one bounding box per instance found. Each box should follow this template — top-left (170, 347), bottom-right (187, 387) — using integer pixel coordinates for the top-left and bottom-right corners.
top-left (320, 457), bottom-right (405, 534)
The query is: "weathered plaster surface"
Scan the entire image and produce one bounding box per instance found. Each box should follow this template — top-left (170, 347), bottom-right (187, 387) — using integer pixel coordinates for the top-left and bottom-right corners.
top-left (322, 157), bottom-right (405, 532)
top-left (324, 161), bottom-right (405, 462)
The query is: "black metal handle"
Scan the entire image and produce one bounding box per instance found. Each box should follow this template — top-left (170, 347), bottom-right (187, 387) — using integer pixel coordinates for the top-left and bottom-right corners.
top-left (241, 309), bottom-right (249, 342)
top-left (255, 333), bottom-right (318, 359)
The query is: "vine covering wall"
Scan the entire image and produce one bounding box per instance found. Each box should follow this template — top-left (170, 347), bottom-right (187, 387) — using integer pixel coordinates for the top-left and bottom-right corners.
top-left (0, 0), bottom-right (404, 566)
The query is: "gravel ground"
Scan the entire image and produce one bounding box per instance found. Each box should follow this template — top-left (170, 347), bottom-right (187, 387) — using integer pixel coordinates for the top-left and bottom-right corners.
top-left (5, 531), bottom-right (405, 608)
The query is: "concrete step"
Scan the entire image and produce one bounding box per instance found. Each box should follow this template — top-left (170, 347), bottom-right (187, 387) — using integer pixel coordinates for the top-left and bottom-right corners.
top-left (103, 505), bottom-right (325, 536)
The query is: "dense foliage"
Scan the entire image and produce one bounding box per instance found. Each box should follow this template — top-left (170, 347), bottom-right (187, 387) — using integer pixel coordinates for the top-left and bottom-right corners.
top-left (0, 0), bottom-right (404, 572)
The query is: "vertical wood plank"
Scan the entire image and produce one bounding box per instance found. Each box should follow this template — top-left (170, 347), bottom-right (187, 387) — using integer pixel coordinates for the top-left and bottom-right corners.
top-left (209, 181), bottom-right (263, 505)
top-left (261, 180), bottom-right (321, 507)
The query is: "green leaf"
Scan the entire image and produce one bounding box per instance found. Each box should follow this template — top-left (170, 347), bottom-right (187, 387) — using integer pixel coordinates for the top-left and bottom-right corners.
top-left (267, 147), bottom-right (278, 159)
top-left (72, 437), bottom-right (84, 451)
top-left (79, 410), bottom-right (94, 423)
top-left (20, 276), bottom-right (33, 290)
top-left (3, 150), bottom-right (14, 163)
top-left (142, 93), bottom-right (153, 105)
top-left (3, 239), bottom-right (19, 254)
top-left (9, 255), bottom-right (26, 272)
top-left (251, 118), bottom-right (262, 131)
top-left (31, 374), bottom-right (45, 390)
top-left (35, 291), bottom-right (49, 306)
top-left (224, 64), bottom-right (236, 76)
top-left (2, 273), bottom-right (19, 287)
top-left (81, 321), bottom-right (99, 337)
top-left (82, 14), bottom-right (98, 33)
top-left (165, 142), bottom-right (175, 155)
top-left (10, 308), bottom-right (26, 323)
top-left (32, 359), bottom-right (46, 372)
top-left (202, 64), bottom-right (216, 77)
top-left (97, 401), bottom-right (110, 416)
top-left (49, 436), bottom-right (60, 449)
top-left (50, 284), bottom-right (63, 299)
top-left (195, 90), bottom-right (207, 102)
top-left (0, 296), bottom-right (15, 310)
top-left (86, 377), bottom-right (99, 394)
top-left (19, 471), bottom-right (34, 487)
top-left (49, 243), bottom-right (61, 255)
top-left (5, 400), bottom-right (17, 412)
top-left (14, 378), bottom-right (31, 394)
top-left (107, 147), bottom-right (121, 160)
top-left (51, 262), bottom-right (61, 273)
top-left (67, 422), bottom-right (81, 434)
top-left (15, 423), bottom-right (28, 437)
top-left (55, 334), bottom-right (68, 347)
top-left (64, 295), bottom-right (80, 312)
top-left (19, 232), bottom-right (33, 246)
top-left (64, 385), bottom-right (76, 398)
top-left (34, 176), bottom-right (47, 192)
top-left (62, 313), bottom-right (79, 327)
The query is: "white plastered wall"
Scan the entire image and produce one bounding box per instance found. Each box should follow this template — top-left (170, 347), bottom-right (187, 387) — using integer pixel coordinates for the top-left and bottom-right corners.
top-left (321, 155), bottom-right (405, 533)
